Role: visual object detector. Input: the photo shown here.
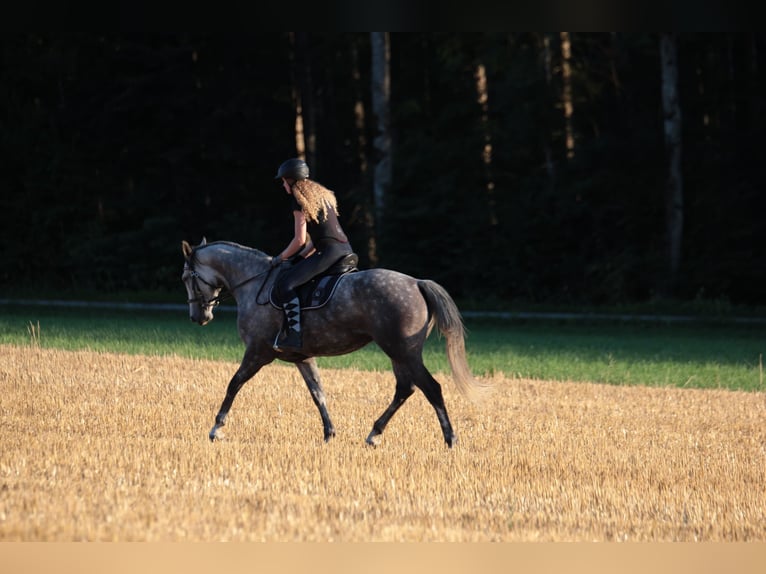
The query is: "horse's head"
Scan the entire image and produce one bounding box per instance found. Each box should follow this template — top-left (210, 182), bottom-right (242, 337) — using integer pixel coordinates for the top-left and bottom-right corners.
top-left (181, 237), bottom-right (222, 326)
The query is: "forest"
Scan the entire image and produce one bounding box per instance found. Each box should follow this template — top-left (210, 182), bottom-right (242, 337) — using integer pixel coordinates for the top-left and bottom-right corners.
top-left (1, 33), bottom-right (764, 307)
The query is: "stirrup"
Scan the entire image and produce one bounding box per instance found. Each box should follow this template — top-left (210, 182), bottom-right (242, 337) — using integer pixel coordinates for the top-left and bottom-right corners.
top-left (271, 330), bottom-right (282, 353)
top-left (273, 328), bottom-right (302, 352)
top-left (277, 330), bottom-right (302, 351)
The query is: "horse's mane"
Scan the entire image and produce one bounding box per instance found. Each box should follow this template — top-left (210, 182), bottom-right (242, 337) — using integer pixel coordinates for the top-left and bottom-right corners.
top-left (196, 240), bottom-right (269, 258)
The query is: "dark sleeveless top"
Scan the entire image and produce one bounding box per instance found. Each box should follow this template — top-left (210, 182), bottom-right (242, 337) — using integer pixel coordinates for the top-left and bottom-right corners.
top-left (290, 196), bottom-right (348, 245)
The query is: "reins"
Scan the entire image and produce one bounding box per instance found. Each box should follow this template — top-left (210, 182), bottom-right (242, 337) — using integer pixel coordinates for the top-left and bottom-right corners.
top-left (186, 250), bottom-right (275, 309)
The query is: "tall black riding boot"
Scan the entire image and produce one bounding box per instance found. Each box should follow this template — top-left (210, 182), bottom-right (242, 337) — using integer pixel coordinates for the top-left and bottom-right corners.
top-left (274, 296), bottom-right (302, 352)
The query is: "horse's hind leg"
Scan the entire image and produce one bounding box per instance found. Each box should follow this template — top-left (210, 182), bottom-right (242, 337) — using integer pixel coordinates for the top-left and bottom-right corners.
top-left (295, 358), bottom-right (336, 442)
top-left (366, 371), bottom-right (415, 447)
top-left (367, 359), bottom-right (456, 448)
top-left (413, 364), bottom-right (456, 447)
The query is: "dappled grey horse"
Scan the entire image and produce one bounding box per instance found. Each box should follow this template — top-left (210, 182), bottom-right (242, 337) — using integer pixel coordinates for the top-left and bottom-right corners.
top-left (181, 238), bottom-right (484, 447)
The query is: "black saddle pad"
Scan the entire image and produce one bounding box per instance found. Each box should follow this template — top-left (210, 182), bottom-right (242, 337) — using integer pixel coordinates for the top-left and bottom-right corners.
top-left (270, 273), bottom-right (351, 311)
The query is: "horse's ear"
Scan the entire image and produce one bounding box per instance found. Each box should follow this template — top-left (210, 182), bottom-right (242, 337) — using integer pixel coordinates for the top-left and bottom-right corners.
top-left (201, 237), bottom-right (207, 246)
top-left (181, 240), bottom-right (193, 261)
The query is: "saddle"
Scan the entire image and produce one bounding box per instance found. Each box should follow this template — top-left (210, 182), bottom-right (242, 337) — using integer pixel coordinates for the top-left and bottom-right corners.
top-left (269, 252), bottom-right (359, 311)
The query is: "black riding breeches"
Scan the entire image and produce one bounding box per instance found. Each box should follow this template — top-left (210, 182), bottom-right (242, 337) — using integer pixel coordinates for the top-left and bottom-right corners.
top-left (274, 240), bottom-right (352, 303)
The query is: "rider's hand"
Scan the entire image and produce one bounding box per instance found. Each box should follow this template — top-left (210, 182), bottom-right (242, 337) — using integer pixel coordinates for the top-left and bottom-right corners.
top-left (270, 255), bottom-right (283, 268)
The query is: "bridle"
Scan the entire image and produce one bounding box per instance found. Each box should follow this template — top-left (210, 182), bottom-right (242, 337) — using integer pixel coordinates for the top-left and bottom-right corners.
top-left (184, 260), bottom-right (224, 310)
top-left (184, 252), bottom-right (275, 310)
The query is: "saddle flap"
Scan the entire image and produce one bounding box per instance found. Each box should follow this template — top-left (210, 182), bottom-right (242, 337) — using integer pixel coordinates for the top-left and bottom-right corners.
top-left (270, 273), bottom-right (350, 311)
top-left (270, 252), bottom-right (358, 311)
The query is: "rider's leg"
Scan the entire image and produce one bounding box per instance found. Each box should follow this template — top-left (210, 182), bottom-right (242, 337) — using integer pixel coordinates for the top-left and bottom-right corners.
top-left (273, 266), bottom-right (311, 352)
top-left (276, 291), bottom-right (302, 351)
top-left (272, 242), bottom-right (353, 352)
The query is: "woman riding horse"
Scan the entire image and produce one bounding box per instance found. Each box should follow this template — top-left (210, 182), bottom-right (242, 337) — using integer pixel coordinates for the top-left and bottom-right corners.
top-left (270, 158), bottom-right (355, 353)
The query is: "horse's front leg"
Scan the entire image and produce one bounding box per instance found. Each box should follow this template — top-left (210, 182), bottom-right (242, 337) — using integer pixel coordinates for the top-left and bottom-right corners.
top-left (209, 346), bottom-right (270, 441)
top-left (295, 358), bottom-right (336, 442)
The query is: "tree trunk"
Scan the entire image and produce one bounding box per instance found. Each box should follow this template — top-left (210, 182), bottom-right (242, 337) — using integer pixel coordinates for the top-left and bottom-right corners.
top-left (474, 62), bottom-right (497, 226)
top-left (287, 33), bottom-right (306, 159)
top-left (660, 33), bottom-right (684, 295)
top-left (295, 32), bottom-right (317, 167)
top-left (750, 33), bottom-right (760, 126)
top-left (560, 32), bottom-right (575, 160)
top-left (370, 32), bottom-right (391, 236)
top-left (350, 37), bottom-right (378, 267)
top-left (541, 33), bottom-right (557, 189)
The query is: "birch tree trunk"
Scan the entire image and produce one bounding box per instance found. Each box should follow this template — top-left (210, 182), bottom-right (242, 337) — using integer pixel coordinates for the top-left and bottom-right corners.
top-left (370, 32), bottom-right (391, 236)
top-left (660, 32), bottom-right (684, 294)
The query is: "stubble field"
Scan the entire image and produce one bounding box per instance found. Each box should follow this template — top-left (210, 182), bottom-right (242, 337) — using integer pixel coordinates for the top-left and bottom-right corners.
top-left (1, 344), bottom-right (764, 541)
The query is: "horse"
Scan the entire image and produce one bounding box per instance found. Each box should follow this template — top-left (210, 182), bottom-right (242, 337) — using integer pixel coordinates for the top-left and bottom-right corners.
top-left (181, 238), bottom-right (485, 447)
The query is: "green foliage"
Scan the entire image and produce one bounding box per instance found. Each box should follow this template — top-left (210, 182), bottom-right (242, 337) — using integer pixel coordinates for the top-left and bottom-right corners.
top-left (1, 305), bottom-right (763, 392)
top-left (1, 33), bottom-right (765, 304)
top-left (461, 319), bottom-right (765, 391)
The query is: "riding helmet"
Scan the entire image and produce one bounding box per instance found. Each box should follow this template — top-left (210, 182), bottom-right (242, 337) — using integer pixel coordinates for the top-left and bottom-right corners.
top-left (275, 158), bottom-right (310, 181)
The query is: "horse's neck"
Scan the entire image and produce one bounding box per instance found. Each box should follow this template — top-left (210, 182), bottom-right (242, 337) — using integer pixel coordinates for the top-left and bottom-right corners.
top-left (202, 245), bottom-right (267, 289)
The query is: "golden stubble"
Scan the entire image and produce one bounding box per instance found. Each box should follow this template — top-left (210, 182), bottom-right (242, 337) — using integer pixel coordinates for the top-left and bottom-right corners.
top-left (1, 344), bottom-right (764, 541)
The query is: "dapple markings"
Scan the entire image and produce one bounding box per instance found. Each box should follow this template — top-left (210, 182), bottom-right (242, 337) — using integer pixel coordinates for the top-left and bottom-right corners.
top-left (181, 239), bottom-right (485, 447)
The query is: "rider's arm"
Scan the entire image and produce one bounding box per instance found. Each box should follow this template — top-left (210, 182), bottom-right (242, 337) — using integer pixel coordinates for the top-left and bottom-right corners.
top-left (299, 240), bottom-right (315, 258)
top-left (277, 209), bottom-right (308, 260)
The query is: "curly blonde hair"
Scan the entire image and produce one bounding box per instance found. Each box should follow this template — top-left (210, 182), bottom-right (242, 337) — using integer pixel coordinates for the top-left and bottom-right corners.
top-left (291, 179), bottom-right (339, 223)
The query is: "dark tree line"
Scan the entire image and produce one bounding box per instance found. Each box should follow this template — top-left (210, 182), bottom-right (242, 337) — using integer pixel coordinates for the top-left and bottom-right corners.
top-left (1, 33), bottom-right (764, 306)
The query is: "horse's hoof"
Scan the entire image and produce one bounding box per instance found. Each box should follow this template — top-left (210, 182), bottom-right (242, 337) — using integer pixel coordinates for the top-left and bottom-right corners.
top-left (365, 432), bottom-right (381, 448)
top-left (209, 426), bottom-right (224, 442)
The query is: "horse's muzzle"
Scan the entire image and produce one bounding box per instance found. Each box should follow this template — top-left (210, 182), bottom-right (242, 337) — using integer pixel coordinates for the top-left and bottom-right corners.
top-left (189, 308), bottom-right (214, 326)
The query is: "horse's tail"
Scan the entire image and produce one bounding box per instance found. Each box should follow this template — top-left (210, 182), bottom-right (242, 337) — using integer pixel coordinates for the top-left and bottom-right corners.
top-left (417, 280), bottom-right (490, 404)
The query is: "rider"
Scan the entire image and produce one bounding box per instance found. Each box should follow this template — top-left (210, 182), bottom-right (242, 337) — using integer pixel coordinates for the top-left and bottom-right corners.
top-left (271, 158), bottom-right (354, 353)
